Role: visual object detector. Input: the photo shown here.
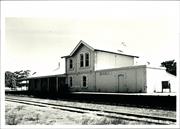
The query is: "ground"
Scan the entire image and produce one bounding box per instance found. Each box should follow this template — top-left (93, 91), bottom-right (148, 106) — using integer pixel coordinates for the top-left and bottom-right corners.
top-left (5, 95), bottom-right (176, 125)
top-left (5, 101), bottom-right (143, 125)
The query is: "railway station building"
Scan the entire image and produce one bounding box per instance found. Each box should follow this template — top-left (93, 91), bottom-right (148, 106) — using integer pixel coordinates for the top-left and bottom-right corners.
top-left (25, 40), bottom-right (177, 94)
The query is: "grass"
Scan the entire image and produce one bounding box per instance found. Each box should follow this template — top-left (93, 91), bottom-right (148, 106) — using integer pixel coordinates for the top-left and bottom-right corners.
top-left (80, 114), bottom-right (126, 125)
top-left (6, 105), bottom-right (24, 125)
top-left (5, 104), bottom-right (40, 125)
top-left (5, 101), bottom-right (161, 125)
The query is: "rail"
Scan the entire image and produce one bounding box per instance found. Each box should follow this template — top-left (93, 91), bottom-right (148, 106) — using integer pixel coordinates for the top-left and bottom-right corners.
top-left (5, 97), bottom-right (176, 125)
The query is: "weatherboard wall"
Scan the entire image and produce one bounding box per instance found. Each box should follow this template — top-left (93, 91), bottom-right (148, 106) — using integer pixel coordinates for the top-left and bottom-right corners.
top-left (95, 66), bottom-right (147, 93)
top-left (146, 67), bottom-right (176, 93)
top-left (94, 51), bottom-right (135, 71)
top-left (68, 65), bottom-right (147, 93)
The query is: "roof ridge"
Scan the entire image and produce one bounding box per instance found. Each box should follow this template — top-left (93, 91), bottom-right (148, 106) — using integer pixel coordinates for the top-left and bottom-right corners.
top-left (62, 40), bottom-right (139, 58)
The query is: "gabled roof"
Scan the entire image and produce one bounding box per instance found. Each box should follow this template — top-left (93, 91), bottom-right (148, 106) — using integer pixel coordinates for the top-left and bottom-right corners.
top-left (69, 40), bottom-right (94, 56)
top-left (61, 40), bottom-right (139, 58)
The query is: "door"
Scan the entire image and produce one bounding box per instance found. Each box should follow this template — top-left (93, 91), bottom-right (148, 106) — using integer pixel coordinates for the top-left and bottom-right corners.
top-left (118, 74), bottom-right (127, 92)
top-left (58, 77), bottom-right (66, 93)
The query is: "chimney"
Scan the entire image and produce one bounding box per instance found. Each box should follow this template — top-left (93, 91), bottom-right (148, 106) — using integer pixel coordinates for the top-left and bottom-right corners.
top-left (53, 62), bottom-right (60, 71)
top-left (58, 62), bottom-right (60, 68)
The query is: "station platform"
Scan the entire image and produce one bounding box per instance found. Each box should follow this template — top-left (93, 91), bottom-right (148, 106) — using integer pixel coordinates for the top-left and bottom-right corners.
top-left (71, 92), bottom-right (177, 96)
top-left (5, 90), bottom-right (176, 110)
top-left (68, 92), bottom-right (176, 111)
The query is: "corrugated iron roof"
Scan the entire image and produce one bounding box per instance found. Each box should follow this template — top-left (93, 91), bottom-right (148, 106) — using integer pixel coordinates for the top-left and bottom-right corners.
top-left (62, 40), bottom-right (139, 58)
top-left (27, 66), bottom-right (65, 79)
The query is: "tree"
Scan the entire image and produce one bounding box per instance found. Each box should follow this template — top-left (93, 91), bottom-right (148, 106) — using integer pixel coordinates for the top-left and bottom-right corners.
top-left (5, 70), bottom-right (31, 90)
top-left (161, 60), bottom-right (176, 76)
top-left (14, 70), bottom-right (31, 88)
top-left (5, 71), bottom-right (16, 89)
top-left (14, 70), bottom-right (31, 79)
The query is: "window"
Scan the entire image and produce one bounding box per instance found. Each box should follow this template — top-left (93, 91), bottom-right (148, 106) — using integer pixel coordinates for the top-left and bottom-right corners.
top-left (80, 53), bottom-right (90, 68)
top-left (85, 53), bottom-right (89, 67)
top-left (69, 77), bottom-right (72, 87)
top-left (69, 59), bottom-right (73, 69)
top-left (82, 76), bottom-right (87, 87)
top-left (80, 54), bottom-right (84, 67)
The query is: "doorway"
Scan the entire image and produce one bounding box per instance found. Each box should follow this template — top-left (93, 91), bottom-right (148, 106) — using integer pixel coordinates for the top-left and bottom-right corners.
top-left (118, 74), bottom-right (126, 92)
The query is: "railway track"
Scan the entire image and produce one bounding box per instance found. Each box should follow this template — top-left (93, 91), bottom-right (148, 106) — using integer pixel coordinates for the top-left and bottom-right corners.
top-left (5, 97), bottom-right (176, 125)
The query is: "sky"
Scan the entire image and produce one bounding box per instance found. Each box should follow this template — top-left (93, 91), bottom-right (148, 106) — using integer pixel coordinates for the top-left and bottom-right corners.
top-left (1, 1), bottom-right (180, 75)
